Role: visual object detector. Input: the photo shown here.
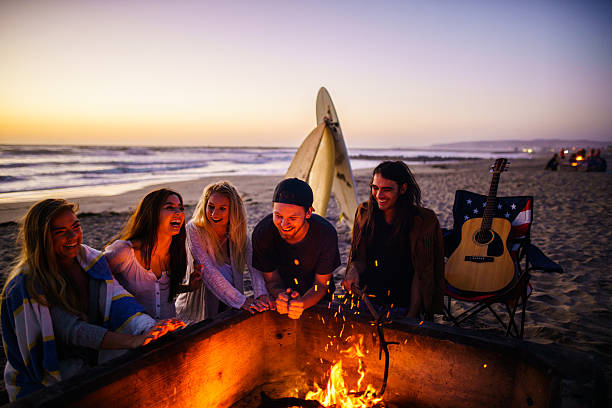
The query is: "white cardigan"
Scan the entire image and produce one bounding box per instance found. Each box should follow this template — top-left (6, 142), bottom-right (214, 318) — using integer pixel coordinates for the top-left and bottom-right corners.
top-left (175, 221), bottom-right (268, 323)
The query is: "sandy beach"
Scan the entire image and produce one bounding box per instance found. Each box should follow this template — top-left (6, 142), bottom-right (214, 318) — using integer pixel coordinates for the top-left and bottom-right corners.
top-left (0, 157), bottom-right (610, 403)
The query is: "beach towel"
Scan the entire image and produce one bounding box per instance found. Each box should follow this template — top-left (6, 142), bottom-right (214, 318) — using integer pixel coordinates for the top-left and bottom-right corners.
top-left (1, 244), bottom-right (155, 401)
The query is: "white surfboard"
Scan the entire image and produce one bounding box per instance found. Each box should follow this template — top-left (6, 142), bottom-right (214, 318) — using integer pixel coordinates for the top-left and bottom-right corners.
top-left (285, 122), bottom-right (335, 216)
top-left (285, 123), bottom-right (326, 181)
top-left (316, 87), bottom-right (358, 228)
top-left (307, 126), bottom-right (335, 215)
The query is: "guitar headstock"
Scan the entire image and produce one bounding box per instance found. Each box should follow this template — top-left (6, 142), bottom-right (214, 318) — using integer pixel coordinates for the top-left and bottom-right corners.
top-left (490, 158), bottom-right (510, 174)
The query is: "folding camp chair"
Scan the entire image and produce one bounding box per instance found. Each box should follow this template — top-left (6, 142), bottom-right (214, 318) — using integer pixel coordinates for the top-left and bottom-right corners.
top-left (443, 190), bottom-right (563, 338)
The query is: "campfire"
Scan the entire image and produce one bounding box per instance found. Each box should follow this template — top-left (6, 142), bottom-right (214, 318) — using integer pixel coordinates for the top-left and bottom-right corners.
top-left (304, 335), bottom-right (384, 407)
top-left (29, 307), bottom-right (567, 408)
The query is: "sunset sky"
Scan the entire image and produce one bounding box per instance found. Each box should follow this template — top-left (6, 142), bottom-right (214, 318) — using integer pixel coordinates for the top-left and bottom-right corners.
top-left (1, 0), bottom-right (611, 147)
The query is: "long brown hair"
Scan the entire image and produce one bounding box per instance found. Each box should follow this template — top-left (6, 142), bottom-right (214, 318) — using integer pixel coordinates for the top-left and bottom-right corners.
top-left (191, 181), bottom-right (247, 275)
top-left (113, 188), bottom-right (187, 301)
top-left (1, 199), bottom-right (85, 318)
top-left (364, 161), bottom-right (422, 243)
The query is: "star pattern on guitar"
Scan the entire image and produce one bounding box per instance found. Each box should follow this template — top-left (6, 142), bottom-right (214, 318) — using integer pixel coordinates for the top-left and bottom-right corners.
top-left (460, 192), bottom-right (528, 224)
top-left (453, 191), bottom-right (533, 262)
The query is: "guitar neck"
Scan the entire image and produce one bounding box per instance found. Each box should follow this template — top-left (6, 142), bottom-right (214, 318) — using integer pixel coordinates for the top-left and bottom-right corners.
top-left (481, 172), bottom-right (501, 231)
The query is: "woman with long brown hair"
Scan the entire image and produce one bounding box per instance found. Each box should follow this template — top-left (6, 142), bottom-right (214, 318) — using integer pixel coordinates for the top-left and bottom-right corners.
top-left (105, 188), bottom-right (199, 320)
top-left (1, 199), bottom-right (160, 401)
top-left (175, 181), bottom-right (270, 322)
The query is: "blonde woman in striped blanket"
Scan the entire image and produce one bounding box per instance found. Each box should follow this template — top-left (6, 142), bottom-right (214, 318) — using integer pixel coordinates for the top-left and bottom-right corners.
top-left (1, 199), bottom-right (166, 401)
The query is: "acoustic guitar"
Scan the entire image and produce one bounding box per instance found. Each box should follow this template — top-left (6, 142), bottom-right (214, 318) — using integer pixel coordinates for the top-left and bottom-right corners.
top-left (445, 158), bottom-right (515, 293)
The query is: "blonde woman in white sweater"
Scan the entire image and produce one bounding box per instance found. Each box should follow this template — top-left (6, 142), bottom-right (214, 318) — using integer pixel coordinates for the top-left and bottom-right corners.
top-left (175, 181), bottom-right (271, 322)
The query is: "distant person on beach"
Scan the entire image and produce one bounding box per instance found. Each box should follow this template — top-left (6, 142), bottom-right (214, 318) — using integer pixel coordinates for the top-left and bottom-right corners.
top-left (252, 178), bottom-right (340, 320)
top-left (545, 153), bottom-right (559, 171)
top-left (342, 161), bottom-right (445, 320)
top-left (0, 199), bottom-right (167, 401)
top-left (175, 181), bottom-right (271, 323)
top-left (586, 149), bottom-right (607, 172)
top-left (105, 188), bottom-right (200, 320)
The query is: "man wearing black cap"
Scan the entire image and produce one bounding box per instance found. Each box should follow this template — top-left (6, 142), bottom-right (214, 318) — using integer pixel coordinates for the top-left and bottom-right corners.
top-left (252, 178), bottom-right (340, 319)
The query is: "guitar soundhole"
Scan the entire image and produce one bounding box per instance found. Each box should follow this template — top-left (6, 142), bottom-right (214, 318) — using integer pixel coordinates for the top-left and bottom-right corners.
top-left (475, 230), bottom-right (493, 244)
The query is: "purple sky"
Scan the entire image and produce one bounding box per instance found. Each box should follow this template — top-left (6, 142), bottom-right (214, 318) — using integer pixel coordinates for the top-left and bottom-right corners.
top-left (1, 0), bottom-right (611, 147)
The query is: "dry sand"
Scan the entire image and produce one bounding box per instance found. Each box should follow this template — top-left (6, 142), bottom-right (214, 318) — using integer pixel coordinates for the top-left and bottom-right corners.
top-left (0, 157), bottom-right (610, 403)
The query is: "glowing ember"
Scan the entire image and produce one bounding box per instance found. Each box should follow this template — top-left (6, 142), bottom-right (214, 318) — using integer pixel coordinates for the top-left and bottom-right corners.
top-left (142, 318), bottom-right (186, 345)
top-left (305, 335), bottom-right (384, 407)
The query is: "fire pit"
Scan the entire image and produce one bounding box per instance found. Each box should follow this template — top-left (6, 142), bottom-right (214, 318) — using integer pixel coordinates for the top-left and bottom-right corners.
top-left (10, 307), bottom-right (604, 407)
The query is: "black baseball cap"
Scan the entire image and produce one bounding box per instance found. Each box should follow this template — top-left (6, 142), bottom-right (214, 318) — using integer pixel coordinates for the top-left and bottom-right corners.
top-left (273, 178), bottom-right (313, 208)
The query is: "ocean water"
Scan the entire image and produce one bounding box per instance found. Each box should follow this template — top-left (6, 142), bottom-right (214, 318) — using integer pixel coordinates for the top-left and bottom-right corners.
top-left (0, 144), bottom-right (531, 202)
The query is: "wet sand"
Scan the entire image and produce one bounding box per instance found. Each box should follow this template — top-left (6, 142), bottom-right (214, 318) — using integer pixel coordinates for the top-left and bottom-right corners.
top-left (0, 157), bottom-right (610, 403)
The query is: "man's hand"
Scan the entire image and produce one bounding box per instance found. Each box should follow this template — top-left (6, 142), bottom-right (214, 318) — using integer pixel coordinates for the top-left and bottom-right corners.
top-left (275, 291), bottom-right (289, 314)
top-left (288, 297), bottom-right (305, 319)
top-left (276, 288), bottom-right (298, 314)
top-left (342, 264), bottom-right (360, 294)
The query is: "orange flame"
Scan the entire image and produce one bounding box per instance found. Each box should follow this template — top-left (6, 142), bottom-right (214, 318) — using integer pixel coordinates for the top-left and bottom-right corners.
top-left (142, 318), bottom-right (186, 345)
top-left (305, 335), bottom-right (384, 407)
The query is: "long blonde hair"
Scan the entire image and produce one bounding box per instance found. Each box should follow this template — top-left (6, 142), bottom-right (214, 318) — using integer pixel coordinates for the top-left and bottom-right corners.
top-left (192, 181), bottom-right (247, 274)
top-left (1, 199), bottom-right (85, 318)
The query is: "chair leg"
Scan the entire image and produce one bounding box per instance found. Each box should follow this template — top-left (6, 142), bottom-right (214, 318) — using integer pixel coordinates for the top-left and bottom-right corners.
top-left (520, 288), bottom-right (528, 339)
top-left (486, 304), bottom-right (510, 333)
top-left (456, 302), bottom-right (490, 326)
top-left (504, 302), bottom-right (521, 337)
top-left (443, 296), bottom-right (461, 326)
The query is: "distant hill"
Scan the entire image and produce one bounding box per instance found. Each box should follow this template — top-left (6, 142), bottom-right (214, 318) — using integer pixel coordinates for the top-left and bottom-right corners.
top-left (430, 139), bottom-right (611, 153)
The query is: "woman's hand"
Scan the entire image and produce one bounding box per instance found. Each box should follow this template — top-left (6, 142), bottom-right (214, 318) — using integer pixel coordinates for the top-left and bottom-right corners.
top-left (241, 297), bottom-right (256, 314)
top-left (254, 295), bottom-right (274, 311)
top-left (100, 318), bottom-right (186, 349)
top-left (141, 318), bottom-right (186, 346)
top-left (187, 263), bottom-right (203, 291)
top-left (241, 295), bottom-right (271, 314)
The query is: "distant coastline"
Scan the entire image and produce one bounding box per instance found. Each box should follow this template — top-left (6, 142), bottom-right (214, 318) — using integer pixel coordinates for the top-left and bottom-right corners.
top-left (0, 144), bottom-right (533, 203)
top-left (2, 138), bottom-right (610, 151)
top-left (430, 138), bottom-right (611, 152)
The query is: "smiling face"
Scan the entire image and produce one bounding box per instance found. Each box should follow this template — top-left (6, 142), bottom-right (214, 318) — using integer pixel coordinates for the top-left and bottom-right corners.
top-left (51, 208), bottom-right (83, 264)
top-left (206, 192), bottom-right (230, 233)
top-left (272, 202), bottom-right (311, 244)
top-left (371, 173), bottom-right (406, 214)
top-left (157, 194), bottom-right (185, 237)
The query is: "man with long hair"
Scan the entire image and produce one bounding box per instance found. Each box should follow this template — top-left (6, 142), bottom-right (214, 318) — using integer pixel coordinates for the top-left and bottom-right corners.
top-left (342, 161), bottom-right (444, 320)
top-left (252, 178), bottom-right (340, 320)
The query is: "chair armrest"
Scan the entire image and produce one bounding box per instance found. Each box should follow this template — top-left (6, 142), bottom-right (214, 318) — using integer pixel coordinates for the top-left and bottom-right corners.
top-left (525, 243), bottom-right (563, 273)
top-left (441, 227), bottom-right (454, 239)
top-left (442, 228), bottom-right (459, 258)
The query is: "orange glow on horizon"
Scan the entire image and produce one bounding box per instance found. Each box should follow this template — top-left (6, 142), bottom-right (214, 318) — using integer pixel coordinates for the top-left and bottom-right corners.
top-left (1, 1), bottom-right (610, 147)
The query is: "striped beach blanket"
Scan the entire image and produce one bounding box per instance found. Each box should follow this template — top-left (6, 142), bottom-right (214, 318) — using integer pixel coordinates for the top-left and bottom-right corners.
top-left (1, 244), bottom-right (155, 401)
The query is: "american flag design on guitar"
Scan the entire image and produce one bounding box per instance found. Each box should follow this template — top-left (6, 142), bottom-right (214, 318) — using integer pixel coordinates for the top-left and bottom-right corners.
top-left (451, 190), bottom-right (533, 261)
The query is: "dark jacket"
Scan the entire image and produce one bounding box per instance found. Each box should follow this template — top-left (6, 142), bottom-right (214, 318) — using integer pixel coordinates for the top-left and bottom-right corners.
top-left (347, 202), bottom-right (445, 319)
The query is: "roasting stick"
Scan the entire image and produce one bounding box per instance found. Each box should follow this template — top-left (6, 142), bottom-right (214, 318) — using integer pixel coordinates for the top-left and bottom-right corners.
top-left (349, 284), bottom-right (398, 397)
